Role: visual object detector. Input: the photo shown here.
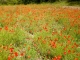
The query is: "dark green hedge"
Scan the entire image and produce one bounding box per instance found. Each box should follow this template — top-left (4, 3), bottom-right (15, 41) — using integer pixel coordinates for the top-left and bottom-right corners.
top-left (0, 0), bottom-right (57, 4)
top-left (0, 0), bottom-right (80, 5)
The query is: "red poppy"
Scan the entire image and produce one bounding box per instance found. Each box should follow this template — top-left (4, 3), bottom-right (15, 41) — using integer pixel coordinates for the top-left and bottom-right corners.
top-left (8, 56), bottom-right (12, 60)
top-left (57, 55), bottom-right (62, 59)
top-left (20, 52), bottom-right (24, 56)
top-left (68, 50), bottom-right (71, 54)
top-left (50, 41), bottom-right (56, 48)
top-left (52, 55), bottom-right (62, 60)
top-left (74, 58), bottom-right (78, 60)
top-left (64, 52), bottom-right (66, 55)
top-left (9, 48), bottom-right (14, 53)
top-left (4, 26), bottom-right (8, 30)
top-left (67, 40), bottom-right (71, 44)
top-left (14, 52), bottom-right (18, 57)
top-left (0, 28), bottom-right (2, 31)
top-left (52, 57), bottom-right (57, 60)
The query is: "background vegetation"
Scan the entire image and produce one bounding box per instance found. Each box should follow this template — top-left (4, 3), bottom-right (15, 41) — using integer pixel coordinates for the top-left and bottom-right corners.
top-left (0, 0), bottom-right (80, 5)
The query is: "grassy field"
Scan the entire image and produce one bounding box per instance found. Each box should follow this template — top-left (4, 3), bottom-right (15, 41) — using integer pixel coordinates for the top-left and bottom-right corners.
top-left (0, 4), bottom-right (80, 60)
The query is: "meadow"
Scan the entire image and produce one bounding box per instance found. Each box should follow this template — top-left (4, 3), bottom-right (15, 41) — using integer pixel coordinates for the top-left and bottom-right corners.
top-left (0, 4), bottom-right (80, 60)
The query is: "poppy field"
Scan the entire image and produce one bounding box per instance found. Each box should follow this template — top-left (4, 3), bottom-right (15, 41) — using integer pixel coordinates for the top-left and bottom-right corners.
top-left (0, 4), bottom-right (80, 60)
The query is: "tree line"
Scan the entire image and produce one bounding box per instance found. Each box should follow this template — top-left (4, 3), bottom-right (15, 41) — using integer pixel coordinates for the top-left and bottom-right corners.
top-left (0, 0), bottom-right (80, 5)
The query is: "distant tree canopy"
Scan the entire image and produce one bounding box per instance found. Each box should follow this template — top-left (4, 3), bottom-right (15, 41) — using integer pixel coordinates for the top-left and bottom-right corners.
top-left (68, 0), bottom-right (80, 2)
top-left (0, 0), bottom-right (80, 5)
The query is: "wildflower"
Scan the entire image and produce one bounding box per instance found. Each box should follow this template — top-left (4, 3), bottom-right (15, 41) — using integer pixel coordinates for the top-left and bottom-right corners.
top-left (27, 55), bottom-right (31, 59)
top-left (57, 55), bottom-right (62, 59)
top-left (52, 55), bottom-right (62, 60)
top-left (74, 43), bottom-right (79, 47)
top-left (33, 44), bottom-right (37, 47)
top-left (64, 35), bottom-right (67, 39)
top-left (43, 26), bottom-right (48, 31)
top-left (42, 40), bottom-right (46, 44)
top-left (68, 35), bottom-right (71, 38)
top-left (52, 57), bottom-right (57, 60)
top-left (54, 38), bottom-right (58, 41)
top-left (74, 58), bottom-right (78, 60)
top-left (8, 56), bottom-right (12, 60)
top-left (9, 48), bottom-right (14, 53)
top-left (63, 27), bottom-right (66, 30)
top-left (68, 50), bottom-right (71, 54)
top-left (4, 26), bottom-right (8, 30)
top-left (20, 52), bottom-right (24, 56)
top-left (50, 41), bottom-right (56, 48)
top-left (0, 28), bottom-right (2, 31)
top-left (71, 45), bottom-right (75, 48)
top-left (38, 36), bottom-right (42, 40)
top-left (14, 52), bottom-right (18, 57)
top-left (64, 52), bottom-right (66, 55)
top-left (52, 31), bottom-right (57, 35)
top-left (63, 47), bottom-right (66, 50)
top-left (67, 40), bottom-right (71, 44)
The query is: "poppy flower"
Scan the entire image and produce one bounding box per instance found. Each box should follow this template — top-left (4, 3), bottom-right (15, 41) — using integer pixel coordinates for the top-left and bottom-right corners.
top-left (68, 50), bottom-right (71, 54)
top-left (14, 52), bottom-right (18, 57)
top-left (9, 48), bottom-right (14, 53)
top-left (8, 56), bottom-right (12, 60)
top-left (0, 28), bottom-right (2, 31)
top-left (4, 26), bottom-right (8, 30)
top-left (20, 52), bottom-right (24, 56)
top-left (64, 52), bottom-right (66, 55)
top-left (74, 58), bottom-right (78, 60)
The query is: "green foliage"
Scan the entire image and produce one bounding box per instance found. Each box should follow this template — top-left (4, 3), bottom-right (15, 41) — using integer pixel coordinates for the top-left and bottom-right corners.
top-left (0, 50), bottom-right (9, 60)
top-left (0, 0), bottom-right (23, 5)
top-left (0, 0), bottom-right (80, 5)
top-left (0, 27), bottom-right (26, 47)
